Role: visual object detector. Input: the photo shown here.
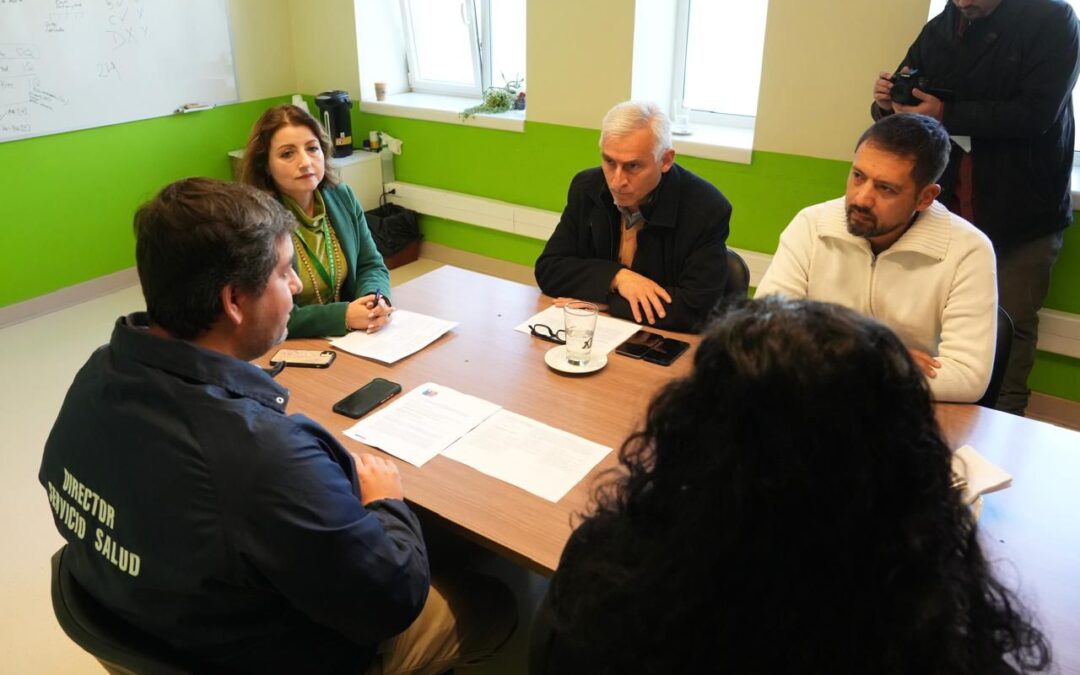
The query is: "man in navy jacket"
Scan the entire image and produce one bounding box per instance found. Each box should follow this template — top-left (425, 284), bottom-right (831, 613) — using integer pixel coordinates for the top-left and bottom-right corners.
top-left (40, 178), bottom-right (514, 674)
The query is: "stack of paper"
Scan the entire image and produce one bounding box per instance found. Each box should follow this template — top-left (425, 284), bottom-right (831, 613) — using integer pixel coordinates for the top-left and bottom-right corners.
top-left (330, 310), bottom-right (457, 363)
top-left (345, 382), bottom-right (611, 502)
top-left (952, 444), bottom-right (1012, 504)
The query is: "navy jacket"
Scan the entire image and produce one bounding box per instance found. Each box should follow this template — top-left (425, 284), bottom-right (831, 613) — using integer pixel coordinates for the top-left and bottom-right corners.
top-left (40, 314), bottom-right (429, 674)
top-left (535, 163), bottom-right (731, 332)
top-left (875, 0), bottom-right (1080, 251)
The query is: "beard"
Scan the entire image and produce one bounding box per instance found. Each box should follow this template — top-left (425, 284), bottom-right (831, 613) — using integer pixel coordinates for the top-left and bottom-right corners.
top-left (845, 204), bottom-right (912, 240)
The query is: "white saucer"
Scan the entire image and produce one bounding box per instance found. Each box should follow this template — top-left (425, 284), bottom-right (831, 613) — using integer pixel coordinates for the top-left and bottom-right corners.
top-left (544, 345), bottom-right (607, 374)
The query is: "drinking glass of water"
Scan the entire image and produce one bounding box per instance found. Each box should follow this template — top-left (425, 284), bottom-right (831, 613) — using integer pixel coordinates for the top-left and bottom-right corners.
top-left (564, 301), bottom-right (599, 366)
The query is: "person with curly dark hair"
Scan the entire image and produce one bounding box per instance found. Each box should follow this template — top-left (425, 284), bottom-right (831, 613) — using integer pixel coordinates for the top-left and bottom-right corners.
top-left (529, 296), bottom-right (1049, 675)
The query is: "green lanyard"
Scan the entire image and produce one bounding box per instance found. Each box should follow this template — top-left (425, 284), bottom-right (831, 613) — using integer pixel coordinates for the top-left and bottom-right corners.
top-left (294, 218), bottom-right (337, 293)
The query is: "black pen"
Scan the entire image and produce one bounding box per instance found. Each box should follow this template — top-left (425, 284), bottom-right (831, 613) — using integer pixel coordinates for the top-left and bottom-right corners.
top-left (372, 288), bottom-right (383, 308)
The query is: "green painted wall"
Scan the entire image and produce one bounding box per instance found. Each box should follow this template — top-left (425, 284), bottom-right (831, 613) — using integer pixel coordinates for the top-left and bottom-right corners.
top-left (1046, 226), bottom-right (1080, 312)
top-left (0, 97), bottom-right (288, 307)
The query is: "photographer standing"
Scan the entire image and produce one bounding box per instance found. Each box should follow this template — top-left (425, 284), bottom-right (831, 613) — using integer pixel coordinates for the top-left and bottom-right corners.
top-left (872, 0), bottom-right (1080, 415)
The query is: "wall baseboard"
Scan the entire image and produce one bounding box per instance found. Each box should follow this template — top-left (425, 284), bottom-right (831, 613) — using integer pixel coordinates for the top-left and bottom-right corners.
top-left (0, 268), bottom-right (139, 330)
top-left (420, 242), bottom-right (538, 287)
top-left (389, 181), bottom-right (1080, 360)
top-left (1026, 392), bottom-right (1080, 431)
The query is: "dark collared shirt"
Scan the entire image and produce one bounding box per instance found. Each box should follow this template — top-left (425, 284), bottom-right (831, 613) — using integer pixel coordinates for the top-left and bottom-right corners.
top-left (40, 313), bottom-right (429, 674)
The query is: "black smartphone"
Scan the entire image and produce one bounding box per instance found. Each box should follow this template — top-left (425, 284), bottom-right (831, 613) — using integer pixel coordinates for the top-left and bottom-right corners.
top-left (270, 349), bottom-right (337, 368)
top-left (642, 338), bottom-right (690, 366)
top-left (332, 378), bottom-right (402, 418)
top-left (615, 329), bottom-right (665, 358)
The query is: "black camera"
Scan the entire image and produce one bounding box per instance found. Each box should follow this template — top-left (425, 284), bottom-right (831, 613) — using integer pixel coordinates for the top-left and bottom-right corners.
top-left (889, 69), bottom-right (953, 106)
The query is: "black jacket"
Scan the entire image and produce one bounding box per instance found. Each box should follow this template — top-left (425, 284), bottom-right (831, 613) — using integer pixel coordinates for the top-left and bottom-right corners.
top-left (534, 163), bottom-right (731, 332)
top-left (875, 0), bottom-right (1079, 251)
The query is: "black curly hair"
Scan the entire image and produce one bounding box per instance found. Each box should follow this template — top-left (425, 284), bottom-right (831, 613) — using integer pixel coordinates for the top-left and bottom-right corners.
top-left (545, 296), bottom-right (1049, 675)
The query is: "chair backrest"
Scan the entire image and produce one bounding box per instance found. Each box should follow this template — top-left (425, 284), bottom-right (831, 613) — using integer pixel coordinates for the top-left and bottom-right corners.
top-left (51, 546), bottom-right (193, 675)
top-left (975, 306), bottom-right (1014, 408)
top-left (724, 249), bottom-right (751, 298)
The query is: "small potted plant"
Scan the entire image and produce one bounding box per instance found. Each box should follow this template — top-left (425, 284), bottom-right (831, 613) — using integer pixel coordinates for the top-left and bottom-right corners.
top-left (461, 76), bottom-right (525, 119)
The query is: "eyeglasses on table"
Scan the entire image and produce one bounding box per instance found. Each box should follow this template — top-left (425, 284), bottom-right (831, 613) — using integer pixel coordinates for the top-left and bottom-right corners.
top-left (529, 323), bottom-right (566, 345)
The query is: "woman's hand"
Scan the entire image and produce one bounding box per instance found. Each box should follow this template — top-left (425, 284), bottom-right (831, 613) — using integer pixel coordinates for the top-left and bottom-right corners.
top-left (346, 294), bottom-right (394, 333)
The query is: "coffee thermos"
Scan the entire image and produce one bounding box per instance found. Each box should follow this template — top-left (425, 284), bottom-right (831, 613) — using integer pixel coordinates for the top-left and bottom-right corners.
top-left (314, 90), bottom-right (353, 158)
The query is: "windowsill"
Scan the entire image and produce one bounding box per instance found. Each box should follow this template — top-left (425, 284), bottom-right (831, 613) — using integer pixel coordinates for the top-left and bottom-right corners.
top-left (360, 92), bottom-right (525, 132)
top-left (670, 122), bottom-right (753, 165)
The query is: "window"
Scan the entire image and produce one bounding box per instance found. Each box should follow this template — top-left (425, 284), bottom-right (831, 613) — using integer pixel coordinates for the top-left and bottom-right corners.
top-left (629, 0), bottom-right (766, 161)
top-left (672, 0), bottom-right (769, 125)
top-left (399, 0), bottom-right (525, 99)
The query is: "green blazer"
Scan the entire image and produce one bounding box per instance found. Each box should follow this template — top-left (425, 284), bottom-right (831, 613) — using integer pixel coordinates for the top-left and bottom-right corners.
top-left (287, 183), bottom-right (391, 337)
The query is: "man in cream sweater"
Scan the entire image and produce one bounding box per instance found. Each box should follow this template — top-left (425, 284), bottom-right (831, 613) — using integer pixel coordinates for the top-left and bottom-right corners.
top-left (756, 114), bottom-right (996, 403)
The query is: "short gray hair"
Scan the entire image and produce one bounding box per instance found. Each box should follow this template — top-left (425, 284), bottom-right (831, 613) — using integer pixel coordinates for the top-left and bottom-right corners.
top-left (600, 101), bottom-right (672, 161)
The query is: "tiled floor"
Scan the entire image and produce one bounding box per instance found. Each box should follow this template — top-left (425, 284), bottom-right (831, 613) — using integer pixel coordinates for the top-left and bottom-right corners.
top-left (1, 259), bottom-right (544, 674)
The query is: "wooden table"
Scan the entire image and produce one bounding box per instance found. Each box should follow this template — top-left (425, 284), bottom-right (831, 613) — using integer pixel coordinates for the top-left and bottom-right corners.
top-left (274, 266), bottom-right (1080, 672)
top-left (273, 266), bottom-right (693, 575)
top-left (936, 404), bottom-right (1080, 673)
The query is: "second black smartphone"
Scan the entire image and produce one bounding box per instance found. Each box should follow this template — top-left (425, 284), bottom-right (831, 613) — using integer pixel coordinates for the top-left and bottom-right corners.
top-left (332, 378), bottom-right (402, 418)
top-left (615, 329), bottom-right (665, 358)
top-left (642, 337), bottom-right (690, 366)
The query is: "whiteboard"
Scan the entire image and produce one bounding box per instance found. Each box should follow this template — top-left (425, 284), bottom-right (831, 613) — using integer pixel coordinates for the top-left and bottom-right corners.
top-left (0, 0), bottom-right (237, 142)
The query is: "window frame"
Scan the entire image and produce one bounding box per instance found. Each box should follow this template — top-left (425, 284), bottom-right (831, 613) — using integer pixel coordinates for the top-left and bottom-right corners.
top-left (399, 0), bottom-right (484, 98)
top-left (669, 0), bottom-right (768, 128)
top-left (669, 0), bottom-right (691, 116)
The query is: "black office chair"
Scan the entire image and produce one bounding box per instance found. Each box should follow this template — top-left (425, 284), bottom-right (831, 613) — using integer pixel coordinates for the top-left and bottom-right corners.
top-left (724, 249), bottom-right (751, 298)
top-left (975, 306), bottom-right (1014, 408)
top-left (51, 546), bottom-right (193, 675)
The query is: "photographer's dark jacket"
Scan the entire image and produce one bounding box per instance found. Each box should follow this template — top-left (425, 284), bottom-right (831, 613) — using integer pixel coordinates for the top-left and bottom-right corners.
top-left (40, 314), bottom-right (430, 674)
top-left (535, 163), bottom-right (731, 332)
top-left (874, 0), bottom-right (1080, 252)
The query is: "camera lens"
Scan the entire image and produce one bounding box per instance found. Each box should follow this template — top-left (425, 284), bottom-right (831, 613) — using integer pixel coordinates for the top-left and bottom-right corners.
top-left (890, 76), bottom-right (918, 106)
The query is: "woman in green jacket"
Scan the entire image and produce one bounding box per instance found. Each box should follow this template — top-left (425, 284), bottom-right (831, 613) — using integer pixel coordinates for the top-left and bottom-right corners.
top-left (241, 104), bottom-right (392, 338)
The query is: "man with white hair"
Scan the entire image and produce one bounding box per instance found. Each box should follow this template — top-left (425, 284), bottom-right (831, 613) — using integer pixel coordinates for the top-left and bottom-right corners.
top-left (535, 100), bottom-right (732, 332)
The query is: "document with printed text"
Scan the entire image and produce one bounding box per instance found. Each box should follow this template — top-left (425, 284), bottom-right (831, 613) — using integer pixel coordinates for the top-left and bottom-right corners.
top-left (330, 310), bottom-right (457, 364)
top-left (442, 410), bottom-right (612, 502)
top-left (344, 382), bottom-right (613, 500)
top-left (344, 383), bottom-right (500, 466)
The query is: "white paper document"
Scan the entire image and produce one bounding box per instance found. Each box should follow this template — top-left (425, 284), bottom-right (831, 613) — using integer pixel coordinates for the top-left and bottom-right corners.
top-left (330, 310), bottom-right (457, 363)
top-left (515, 305), bottom-right (641, 355)
top-left (345, 383), bottom-right (500, 466)
top-left (952, 444), bottom-right (1013, 504)
top-left (442, 410), bottom-right (612, 502)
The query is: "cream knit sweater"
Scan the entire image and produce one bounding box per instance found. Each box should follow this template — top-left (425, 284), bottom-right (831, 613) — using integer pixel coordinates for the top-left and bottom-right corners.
top-left (757, 198), bottom-right (997, 403)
